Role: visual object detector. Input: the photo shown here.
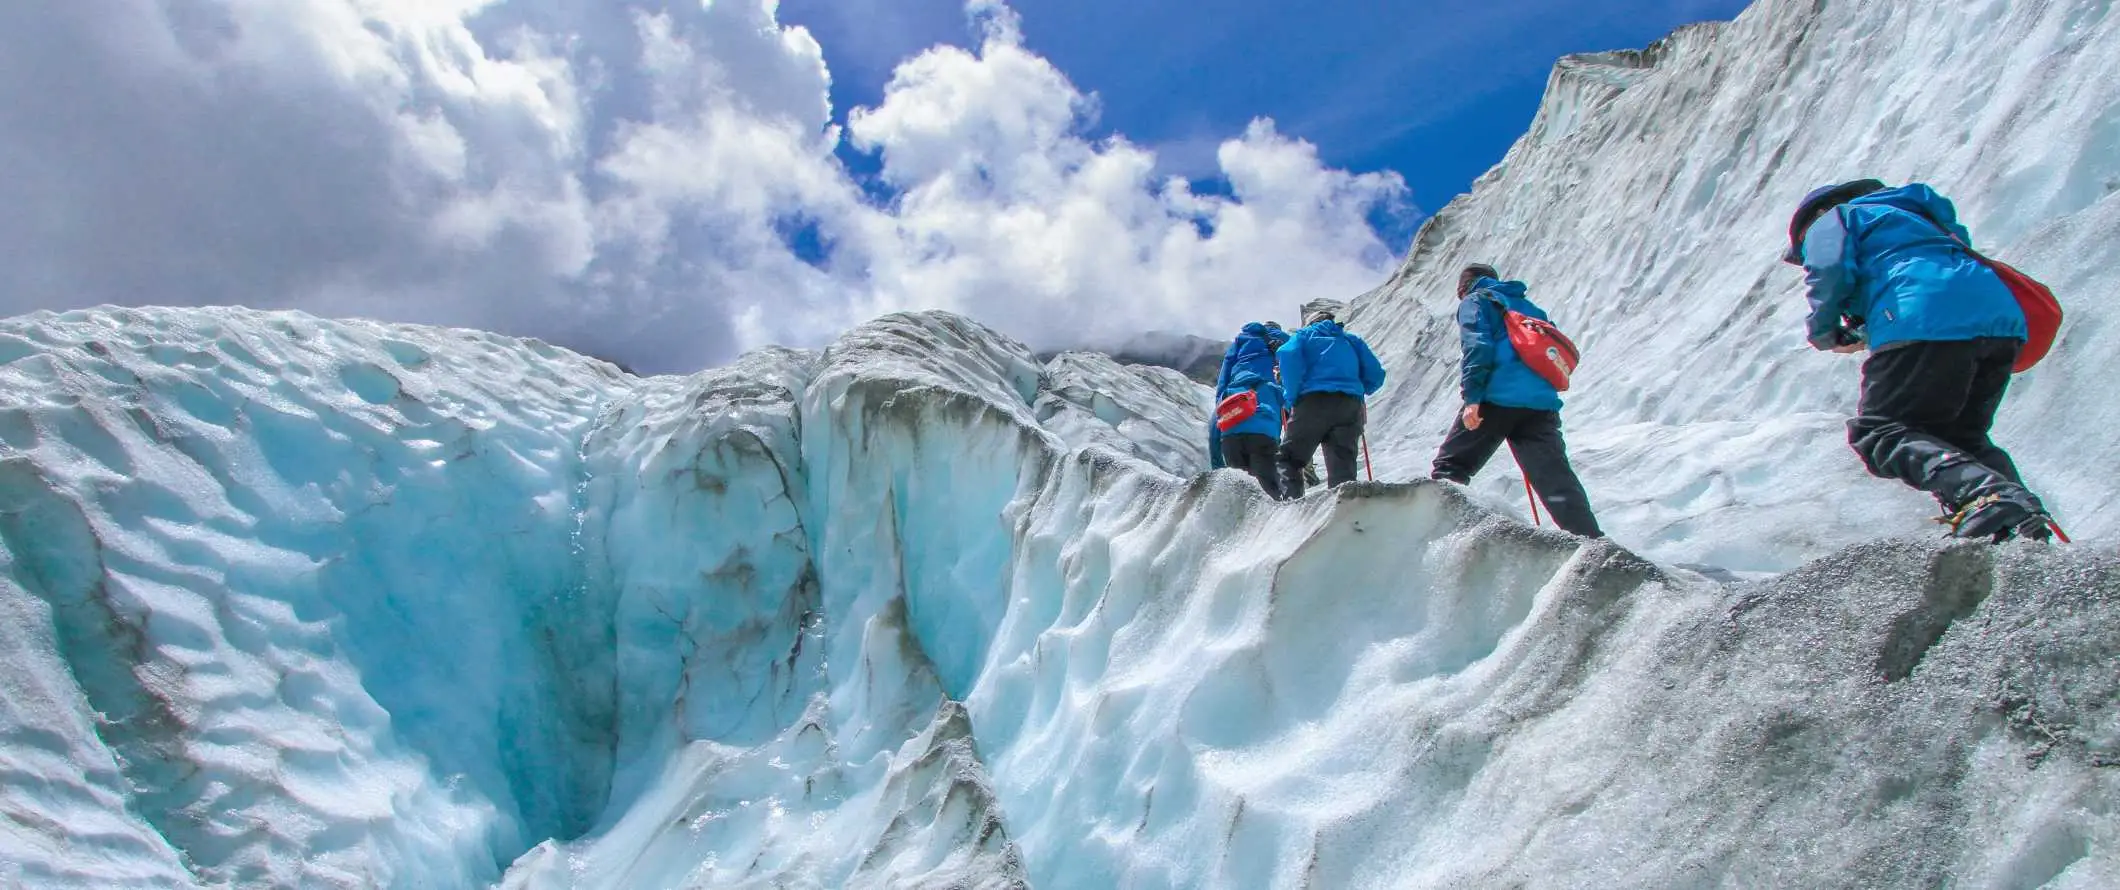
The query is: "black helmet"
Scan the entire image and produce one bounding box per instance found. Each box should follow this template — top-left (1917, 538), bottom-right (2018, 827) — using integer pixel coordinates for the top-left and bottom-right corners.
top-left (1784, 179), bottom-right (1886, 265)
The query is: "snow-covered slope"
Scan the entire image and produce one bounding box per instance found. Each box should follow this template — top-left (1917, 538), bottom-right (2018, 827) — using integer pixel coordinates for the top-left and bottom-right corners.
top-left (1350, 0), bottom-right (2120, 573)
top-left (4, 306), bottom-right (2115, 889)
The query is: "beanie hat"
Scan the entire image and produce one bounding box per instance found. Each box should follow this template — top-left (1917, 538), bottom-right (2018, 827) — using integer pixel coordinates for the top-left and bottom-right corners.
top-left (1784, 179), bottom-right (1886, 265)
top-left (1304, 307), bottom-right (1336, 326)
top-left (1458, 263), bottom-right (1500, 296)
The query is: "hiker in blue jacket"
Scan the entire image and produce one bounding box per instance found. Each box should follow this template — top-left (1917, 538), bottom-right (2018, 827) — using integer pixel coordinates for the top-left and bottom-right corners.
top-left (1429, 264), bottom-right (1602, 537)
top-left (1211, 321), bottom-right (1289, 496)
top-left (1276, 307), bottom-right (1385, 498)
top-left (1785, 179), bottom-right (2052, 541)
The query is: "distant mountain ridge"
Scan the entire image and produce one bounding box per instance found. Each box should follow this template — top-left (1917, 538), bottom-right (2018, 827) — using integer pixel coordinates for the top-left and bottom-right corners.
top-left (1039, 329), bottom-right (1226, 385)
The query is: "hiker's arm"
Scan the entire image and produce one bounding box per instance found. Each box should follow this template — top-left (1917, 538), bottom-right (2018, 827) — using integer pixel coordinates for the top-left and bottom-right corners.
top-left (1214, 349), bottom-right (1237, 397)
top-left (1800, 213), bottom-right (1862, 351)
top-left (1356, 337), bottom-right (1387, 396)
top-left (1277, 337), bottom-right (1307, 401)
top-left (1457, 298), bottom-right (1496, 404)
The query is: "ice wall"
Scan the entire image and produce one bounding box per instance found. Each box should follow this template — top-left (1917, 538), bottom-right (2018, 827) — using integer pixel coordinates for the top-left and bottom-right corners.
top-left (1350, 0), bottom-right (2120, 573)
top-left (0, 308), bottom-right (1199, 888)
top-left (0, 308), bottom-right (629, 886)
top-left (0, 304), bottom-right (2114, 889)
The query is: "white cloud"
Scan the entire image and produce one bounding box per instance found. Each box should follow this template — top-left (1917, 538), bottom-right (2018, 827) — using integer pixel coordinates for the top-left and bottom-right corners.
top-left (817, 7), bottom-right (1410, 350)
top-left (0, 0), bottom-right (1411, 371)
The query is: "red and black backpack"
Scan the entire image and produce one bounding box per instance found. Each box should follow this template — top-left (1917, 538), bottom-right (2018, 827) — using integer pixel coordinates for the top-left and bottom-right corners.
top-left (1478, 291), bottom-right (1581, 392)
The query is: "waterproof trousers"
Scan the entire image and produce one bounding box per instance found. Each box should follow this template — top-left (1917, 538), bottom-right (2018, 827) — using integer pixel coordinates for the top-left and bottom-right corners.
top-left (1221, 433), bottom-right (1283, 498)
top-left (1848, 337), bottom-right (2031, 510)
top-left (1431, 404), bottom-right (1603, 537)
top-left (1279, 392), bottom-right (1364, 498)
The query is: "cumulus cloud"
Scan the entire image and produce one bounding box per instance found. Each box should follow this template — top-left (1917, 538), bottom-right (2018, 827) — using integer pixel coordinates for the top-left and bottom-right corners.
top-left (0, 0), bottom-right (1411, 372)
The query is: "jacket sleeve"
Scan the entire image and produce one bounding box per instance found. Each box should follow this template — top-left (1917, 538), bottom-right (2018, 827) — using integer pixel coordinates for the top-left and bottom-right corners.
top-left (1353, 335), bottom-right (1387, 396)
top-left (1457, 296), bottom-right (1497, 404)
top-left (1800, 210), bottom-right (1862, 350)
top-left (1276, 335), bottom-right (1307, 404)
top-left (1214, 347), bottom-right (1237, 398)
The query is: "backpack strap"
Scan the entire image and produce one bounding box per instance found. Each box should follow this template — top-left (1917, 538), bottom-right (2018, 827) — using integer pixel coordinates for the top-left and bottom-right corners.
top-left (1896, 205), bottom-right (2000, 263)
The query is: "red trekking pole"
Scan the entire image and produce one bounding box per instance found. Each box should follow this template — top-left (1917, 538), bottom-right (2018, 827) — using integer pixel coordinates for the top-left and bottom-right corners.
top-left (1523, 476), bottom-right (1543, 526)
top-left (1361, 436), bottom-right (1374, 481)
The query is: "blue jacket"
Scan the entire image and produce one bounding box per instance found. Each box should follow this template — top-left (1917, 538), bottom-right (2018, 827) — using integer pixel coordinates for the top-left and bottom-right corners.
top-left (1212, 323), bottom-right (1288, 441)
top-left (1458, 278), bottom-right (1563, 412)
top-left (1798, 183), bottom-right (2026, 351)
top-left (1277, 320), bottom-right (1384, 402)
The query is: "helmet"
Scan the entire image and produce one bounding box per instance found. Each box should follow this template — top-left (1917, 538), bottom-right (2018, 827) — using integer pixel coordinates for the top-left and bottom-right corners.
top-left (1785, 179), bottom-right (1886, 265)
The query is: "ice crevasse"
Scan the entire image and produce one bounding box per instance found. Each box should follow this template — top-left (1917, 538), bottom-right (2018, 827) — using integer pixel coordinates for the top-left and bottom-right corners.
top-left (3, 0), bottom-right (2120, 887)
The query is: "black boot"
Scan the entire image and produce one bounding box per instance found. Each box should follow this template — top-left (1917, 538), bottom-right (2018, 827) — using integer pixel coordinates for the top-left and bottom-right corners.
top-left (1927, 460), bottom-right (2052, 542)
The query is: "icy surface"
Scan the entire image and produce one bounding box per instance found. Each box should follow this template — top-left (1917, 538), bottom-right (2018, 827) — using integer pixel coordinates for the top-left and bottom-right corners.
top-left (5, 0), bottom-right (2120, 887)
top-left (4, 305), bottom-right (2113, 889)
top-left (0, 308), bottom-right (630, 886)
top-left (1034, 351), bottom-right (1211, 478)
top-left (1351, 0), bottom-right (2120, 573)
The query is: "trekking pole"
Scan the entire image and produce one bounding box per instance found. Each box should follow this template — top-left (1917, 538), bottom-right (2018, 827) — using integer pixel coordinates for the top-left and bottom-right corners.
top-left (1361, 436), bottom-right (1374, 481)
top-left (1524, 477), bottom-right (1543, 527)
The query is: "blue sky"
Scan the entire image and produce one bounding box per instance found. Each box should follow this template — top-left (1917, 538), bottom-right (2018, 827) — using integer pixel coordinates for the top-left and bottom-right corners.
top-left (782, 0), bottom-right (1751, 247)
top-left (0, 0), bottom-right (1754, 372)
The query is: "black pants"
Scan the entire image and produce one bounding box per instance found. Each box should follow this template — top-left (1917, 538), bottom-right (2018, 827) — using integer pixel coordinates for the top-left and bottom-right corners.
top-left (1848, 338), bottom-right (2025, 509)
top-left (1279, 392), bottom-right (1365, 498)
top-left (1431, 405), bottom-right (1603, 537)
top-left (1221, 433), bottom-right (1282, 498)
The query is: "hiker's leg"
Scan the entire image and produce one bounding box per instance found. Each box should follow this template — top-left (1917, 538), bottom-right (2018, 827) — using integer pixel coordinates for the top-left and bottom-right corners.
top-left (1430, 405), bottom-right (1508, 483)
top-left (1278, 396), bottom-right (1334, 499)
top-left (1223, 433), bottom-right (1282, 498)
top-left (1848, 341), bottom-right (2021, 507)
top-left (1321, 416), bottom-right (1362, 487)
top-left (1937, 337), bottom-right (2025, 485)
top-left (1507, 410), bottom-right (1604, 537)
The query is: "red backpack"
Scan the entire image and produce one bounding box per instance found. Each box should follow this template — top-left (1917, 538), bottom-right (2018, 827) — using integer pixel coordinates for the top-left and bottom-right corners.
top-left (1481, 292), bottom-right (1581, 392)
top-left (1912, 213), bottom-right (2062, 373)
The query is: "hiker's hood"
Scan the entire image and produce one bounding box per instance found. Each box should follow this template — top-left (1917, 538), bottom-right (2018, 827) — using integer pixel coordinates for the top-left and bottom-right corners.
top-left (1472, 278), bottom-right (1529, 301)
top-left (1240, 321), bottom-right (1289, 347)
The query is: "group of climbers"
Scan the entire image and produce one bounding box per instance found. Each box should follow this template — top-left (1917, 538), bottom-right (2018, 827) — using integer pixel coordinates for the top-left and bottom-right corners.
top-left (1209, 307), bottom-right (1386, 500)
top-left (1207, 179), bottom-right (2059, 545)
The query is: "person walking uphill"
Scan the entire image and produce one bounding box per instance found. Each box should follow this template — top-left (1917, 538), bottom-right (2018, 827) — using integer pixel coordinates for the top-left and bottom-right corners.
top-left (1276, 306), bottom-right (1385, 498)
top-left (1785, 179), bottom-right (2055, 541)
top-left (1430, 264), bottom-right (1603, 538)
top-left (1212, 321), bottom-right (1289, 497)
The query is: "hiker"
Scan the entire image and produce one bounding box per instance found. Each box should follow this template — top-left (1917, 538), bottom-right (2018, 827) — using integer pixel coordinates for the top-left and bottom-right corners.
top-left (1784, 179), bottom-right (2053, 541)
top-left (1430, 264), bottom-right (1603, 537)
top-left (1212, 321), bottom-right (1289, 497)
top-left (1276, 306), bottom-right (1385, 498)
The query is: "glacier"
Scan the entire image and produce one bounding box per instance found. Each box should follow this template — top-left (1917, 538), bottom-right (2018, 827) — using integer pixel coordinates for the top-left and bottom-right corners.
top-left (3, 0), bottom-right (2120, 887)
